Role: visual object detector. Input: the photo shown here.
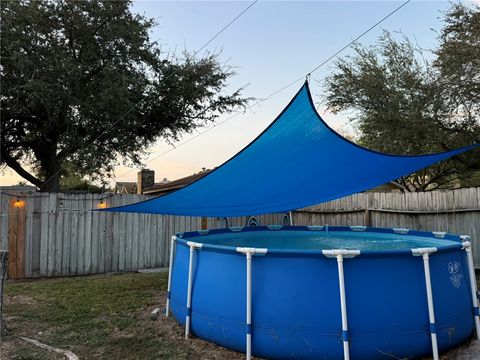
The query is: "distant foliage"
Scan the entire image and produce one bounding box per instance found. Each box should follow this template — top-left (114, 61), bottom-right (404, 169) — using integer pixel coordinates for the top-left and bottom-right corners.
top-left (1, 0), bottom-right (249, 192)
top-left (325, 4), bottom-right (480, 191)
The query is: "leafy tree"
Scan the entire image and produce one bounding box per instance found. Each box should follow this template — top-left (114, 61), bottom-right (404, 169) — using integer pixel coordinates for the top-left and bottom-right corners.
top-left (432, 3), bottom-right (480, 188)
top-left (50, 163), bottom-right (109, 193)
top-left (435, 3), bottom-right (480, 120)
top-left (324, 4), bottom-right (480, 191)
top-left (1, 0), bottom-right (249, 192)
top-left (59, 173), bottom-right (108, 193)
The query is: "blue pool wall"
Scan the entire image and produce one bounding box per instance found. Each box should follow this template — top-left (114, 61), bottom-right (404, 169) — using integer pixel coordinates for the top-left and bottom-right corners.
top-left (169, 226), bottom-right (474, 360)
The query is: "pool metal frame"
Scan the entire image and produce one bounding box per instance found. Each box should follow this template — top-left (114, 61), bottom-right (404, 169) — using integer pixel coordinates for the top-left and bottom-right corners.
top-left (165, 225), bottom-right (480, 360)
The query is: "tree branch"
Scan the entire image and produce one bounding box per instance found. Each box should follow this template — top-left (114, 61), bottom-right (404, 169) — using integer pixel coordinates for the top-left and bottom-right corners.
top-left (91, 17), bottom-right (111, 38)
top-left (0, 146), bottom-right (43, 188)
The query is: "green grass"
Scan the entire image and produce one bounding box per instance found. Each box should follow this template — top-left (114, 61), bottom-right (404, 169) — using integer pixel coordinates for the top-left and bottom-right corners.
top-left (2, 272), bottom-right (192, 359)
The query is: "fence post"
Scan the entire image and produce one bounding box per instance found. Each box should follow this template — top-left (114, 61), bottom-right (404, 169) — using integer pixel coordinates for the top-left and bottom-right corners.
top-left (363, 209), bottom-right (371, 227)
top-left (201, 217), bottom-right (208, 230)
top-left (364, 192), bottom-right (372, 227)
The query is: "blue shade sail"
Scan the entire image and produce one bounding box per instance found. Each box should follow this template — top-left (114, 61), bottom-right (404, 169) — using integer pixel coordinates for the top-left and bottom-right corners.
top-left (106, 82), bottom-right (479, 216)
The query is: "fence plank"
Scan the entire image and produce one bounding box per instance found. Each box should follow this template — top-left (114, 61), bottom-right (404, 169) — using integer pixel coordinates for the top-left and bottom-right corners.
top-left (61, 204), bottom-right (70, 276)
top-left (8, 201), bottom-right (26, 279)
top-left (98, 196), bottom-right (106, 274)
top-left (30, 196), bottom-right (42, 276)
top-left (84, 194), bottom-right (93, 274)
top-left (105, 197), bottom-right (114, 273)
top-left (117, 195), bottom-right (127, 272)
top-left (111, 196), bottom-right (119, 272)
top-left (77, 197), bottom-right (86, 275)
top-left (69, 195), bottom-right (79, 275)
top-left (131, 210), bottom-right (139, 270)
top-left (0, 195), bottom-right (8, 251)
top-left (24, 196), bottom-right (34, 278)
top-left (47, 194), bottom-right (57, 277)
top-left (54, 199), bottom-right (64, 276)
top-left (39, 196), bottom-right (49, 276)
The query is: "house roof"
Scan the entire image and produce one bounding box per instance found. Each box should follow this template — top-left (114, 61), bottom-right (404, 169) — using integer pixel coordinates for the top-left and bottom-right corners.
top-left (143, 171), bottom-right (211, 195)
top-left (115, 182), bottom-right (137, 194)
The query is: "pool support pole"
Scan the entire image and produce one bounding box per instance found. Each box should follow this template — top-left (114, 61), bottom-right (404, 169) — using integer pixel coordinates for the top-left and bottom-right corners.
top-left (322, 249), bottom-right (360, 360)
top-left (246, 251), bottom-right (252, 360)
top-left (166, 235), bottom-right (176, 317)
top-left (185, 241), bottom-right (202, 339)
top-left (412, 247), bottom-right (439, 360)
top-left (461, 237), bottom-right (480, 340)
top-left (236, 247), bottom-right (268, 360)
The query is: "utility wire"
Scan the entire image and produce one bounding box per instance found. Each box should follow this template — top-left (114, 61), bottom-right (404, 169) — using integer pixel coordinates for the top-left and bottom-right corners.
top-left (0, 191), bottom-right (115, 200)
top-left (115, 0), bottom-right (412, 181)
top-left (308, 0), bottom-right (412, 75)
top-left (196, 0), bottom-right (258, 53)
top-left (39, 0), bottom-right (258, 189)
top-left (115, 77), bottom-right (306, 180)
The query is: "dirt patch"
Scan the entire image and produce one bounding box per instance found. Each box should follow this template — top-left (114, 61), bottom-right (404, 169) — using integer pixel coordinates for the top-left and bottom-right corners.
top-left (0, 337), bottom-right (19, 357)
top-left (1, 337), bottom-right (64, 360)
top-left (4, 294), bottom-right (37, 306)
top-left (155, 307), bottom-right (480, 360)
top-left (149, 292), bottom-right (247, 360)
top-left (441, 339), bottom-right (480, 360)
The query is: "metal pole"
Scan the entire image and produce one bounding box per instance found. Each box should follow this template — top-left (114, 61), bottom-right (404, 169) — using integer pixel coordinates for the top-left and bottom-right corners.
top-left (246, 252), bottom-right (252, 360)
top-left (462, 239), bottom-right (480, 339)
top-left (322, 249), bottom-right (360, 360)
top-left (413, 248), bottom-right (439, 360)
top-left (337, 254), bottom-right (350, 360)
top-left (166, 236), bottom-right (176, 317)
top-left (236, 247), bottom-right (267, 360)
top-left (185, 241), bottom-right (202, 338)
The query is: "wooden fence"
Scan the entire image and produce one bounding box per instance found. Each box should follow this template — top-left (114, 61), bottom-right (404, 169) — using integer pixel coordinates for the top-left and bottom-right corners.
top-left (1, 188), bottom-right (479, 279)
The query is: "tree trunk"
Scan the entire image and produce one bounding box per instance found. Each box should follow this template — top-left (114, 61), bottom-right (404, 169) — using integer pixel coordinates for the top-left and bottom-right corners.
top-left (39, 144), bottom-right (61, 192)
top-left (41, 169), bottom-right (60, 192)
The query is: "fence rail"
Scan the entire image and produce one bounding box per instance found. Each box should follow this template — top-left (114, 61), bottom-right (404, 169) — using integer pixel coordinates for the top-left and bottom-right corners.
top-left (1, 188), bottom-right (479, 278)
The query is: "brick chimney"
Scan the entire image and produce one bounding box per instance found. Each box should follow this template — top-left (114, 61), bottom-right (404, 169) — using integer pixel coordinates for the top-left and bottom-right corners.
top-left (137, 169), bottom-right (155, 194)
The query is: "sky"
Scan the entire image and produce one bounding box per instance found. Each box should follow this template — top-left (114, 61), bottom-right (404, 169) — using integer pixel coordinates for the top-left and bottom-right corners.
top-left (1, 0), bottom-right (463, 186)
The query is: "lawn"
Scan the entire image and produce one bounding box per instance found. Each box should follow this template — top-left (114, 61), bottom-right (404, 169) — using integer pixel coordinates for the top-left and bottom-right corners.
top-left (0, 272), bottom-right (243, 360)
top-left (1, 272), bottom-right (479, 360)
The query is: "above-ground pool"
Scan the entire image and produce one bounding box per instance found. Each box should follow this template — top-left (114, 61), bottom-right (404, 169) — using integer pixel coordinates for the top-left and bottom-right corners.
top-left (166, 226), bottom-right (479, 360)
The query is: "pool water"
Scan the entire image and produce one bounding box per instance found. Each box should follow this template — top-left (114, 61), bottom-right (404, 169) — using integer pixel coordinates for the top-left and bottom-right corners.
top-left (196, 230), bottom-right (457, 251)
